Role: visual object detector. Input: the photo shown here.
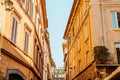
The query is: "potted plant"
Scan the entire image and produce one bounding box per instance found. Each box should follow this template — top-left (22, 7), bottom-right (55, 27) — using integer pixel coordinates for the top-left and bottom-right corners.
top-left (94, 46), bottom-right (110, 64)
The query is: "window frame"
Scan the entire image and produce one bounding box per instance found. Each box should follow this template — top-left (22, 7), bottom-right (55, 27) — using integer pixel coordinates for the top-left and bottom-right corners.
top-left (114, 43), bottom-right (120, 64)
top-left (24, 29), bottom-right (30, 53)
top-left (78, 60), bottom-right (81, 72)
top-left (86, 51), bottom-right (90, 65)
top-left (111, 12), bottom-right (120, 28)
top-left (11, 15), bottom-right (18, 43)
top-left (26, 0), bottom-right (33, 18)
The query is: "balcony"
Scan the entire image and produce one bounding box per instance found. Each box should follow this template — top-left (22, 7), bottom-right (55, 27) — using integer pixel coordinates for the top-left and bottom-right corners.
top-left (95, 62), bottom-right (120, 79)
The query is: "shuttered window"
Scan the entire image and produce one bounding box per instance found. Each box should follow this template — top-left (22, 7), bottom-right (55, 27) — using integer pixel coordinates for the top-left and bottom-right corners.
top-left (26, 0), bottom-right (33, 18)
top-left (11, 17), bottom-right (18, 43)
top-left (30, 2), bottom-right (33, 18)
top-left (24, 30), bottom-right (29, 53)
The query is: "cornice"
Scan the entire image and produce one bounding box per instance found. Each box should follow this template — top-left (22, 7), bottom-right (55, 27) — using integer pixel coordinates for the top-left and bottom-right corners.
top-left (40, 0), bottom-right (48, 29)
top-left (63, 0), bottom-right (80, 39)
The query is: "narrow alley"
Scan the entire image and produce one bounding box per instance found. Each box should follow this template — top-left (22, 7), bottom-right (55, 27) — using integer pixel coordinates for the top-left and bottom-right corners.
top-left (0, 0), bottom-right (120, 80)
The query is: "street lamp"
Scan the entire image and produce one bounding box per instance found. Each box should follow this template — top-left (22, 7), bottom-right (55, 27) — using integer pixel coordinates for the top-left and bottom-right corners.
top-left (1, 0), bottom-right (13, 12)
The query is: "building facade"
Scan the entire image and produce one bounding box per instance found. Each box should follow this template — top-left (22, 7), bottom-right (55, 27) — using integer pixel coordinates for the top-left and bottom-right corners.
top-left (48, 55), bottom-right (56, 80)
top-left (49, 54), bottom-right (56, 80)
top-left (0, 0), bottom-right (48, 80)
top-left (54, 67), bottom-right (65, 80)
top-left (43, 30), bottom-right (56, 80)
top-left (63, 0), bottom-right (120, 80)
top-left (62, 42), bottom-right (68, 80)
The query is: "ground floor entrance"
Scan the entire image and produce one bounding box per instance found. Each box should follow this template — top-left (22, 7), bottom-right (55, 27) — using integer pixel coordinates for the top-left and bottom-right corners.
top-left (7, 69), bottom-right (25, 80)
top-left (9, 74), bottom-right (24, 80)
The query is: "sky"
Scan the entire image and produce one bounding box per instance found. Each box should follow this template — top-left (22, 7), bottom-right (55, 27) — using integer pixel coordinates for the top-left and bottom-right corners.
top-left (46, 0), bottom-right (73, 67)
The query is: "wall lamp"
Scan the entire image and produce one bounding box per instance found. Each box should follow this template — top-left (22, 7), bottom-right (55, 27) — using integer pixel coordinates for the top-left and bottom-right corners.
top-left (1, 0), bottom-right (13, 12)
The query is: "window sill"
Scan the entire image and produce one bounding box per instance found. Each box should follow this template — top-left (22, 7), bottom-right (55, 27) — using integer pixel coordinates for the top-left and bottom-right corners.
top-left (111, 28), bottom-right (120, 31)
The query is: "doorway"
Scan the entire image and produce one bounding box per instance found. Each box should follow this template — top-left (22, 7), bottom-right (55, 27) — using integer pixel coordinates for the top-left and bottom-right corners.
top-left (7, 69), bottom-right (25, 80)
top-left (9, 74), bottom-right (24, 80)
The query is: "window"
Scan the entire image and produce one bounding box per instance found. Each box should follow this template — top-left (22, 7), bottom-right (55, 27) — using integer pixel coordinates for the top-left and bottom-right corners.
top-left (26, 0), bottom-right (29, 11)
top-left (35, 12), bottom-right (37, 26)
top-left (39, 54), bottom-right (41, 69)
top-left (24, 30), bottom-right (29, 53)
top-left (36, 46), bottom-right (39, 65)
top-left (29, 1), bottom-right (33, 18)
top-left (37, 52), bottom-right (40, 68)
top-left (111, 12), bottom-right (120, 28)
top-left (74, 66), bottom-right (75, 76)
top-left (26, 0), bottom-right (33, 18)
top-left (86, 51), bottom-right (90, 65)
top-left (37, 24), bottom-right (41, 37)
top-left (68, 37), bottom-right (71, 48)
top-left (33, 40), bottom-right (36, 60)
top-left (20, 0), bottom-right (25, 4)
top-left (11, 16), bottom-right (18, 43)
top-left (0, 22), bottom-right (2, 33)
top-left (84, 23), bottom-right (89, 41)
top-left (78, 60), bottom-right (81, 72)
top-left (77, 36), bottom-right (81, 52)
top-left (72, 27), bottom-right (74, 38)
top-left (77, 15), bottom-right (79, 29)
top-left (115, 43), bottom-right (120, 64)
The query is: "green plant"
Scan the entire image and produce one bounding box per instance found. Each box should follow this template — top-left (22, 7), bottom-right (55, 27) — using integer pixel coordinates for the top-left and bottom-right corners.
top-left (94, 46), bottom-right (110, 64)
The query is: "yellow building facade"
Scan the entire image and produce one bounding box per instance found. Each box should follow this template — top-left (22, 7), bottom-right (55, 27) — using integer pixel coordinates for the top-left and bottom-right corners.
top-left (63, 0), bottom-right (120, 80)
top-left (0, 0), bottom-right (48, 80)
